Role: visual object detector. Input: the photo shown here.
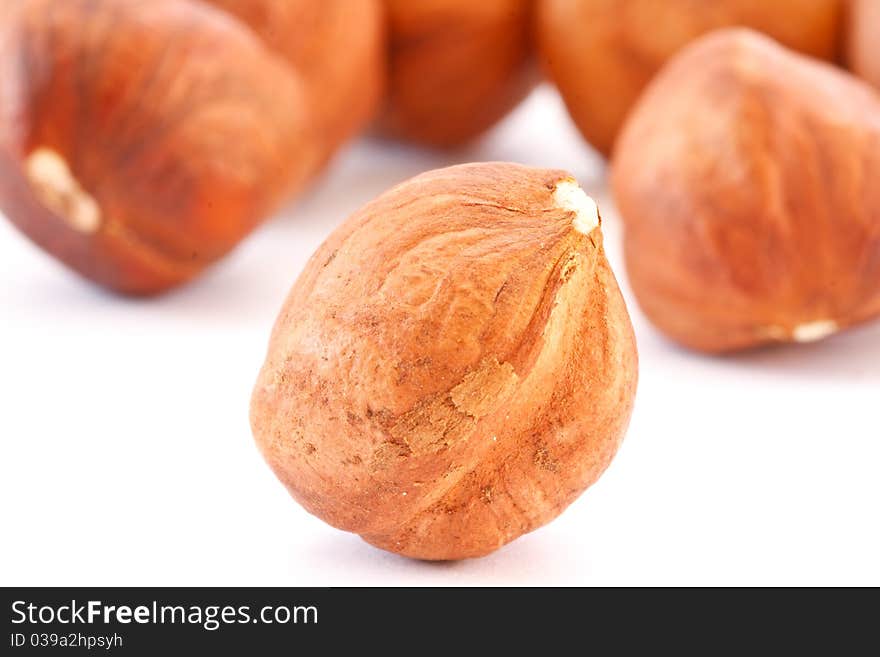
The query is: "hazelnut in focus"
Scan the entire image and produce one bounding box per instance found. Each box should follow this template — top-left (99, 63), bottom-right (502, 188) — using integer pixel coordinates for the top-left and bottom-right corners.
top-left (612, 29), bottom-right (880, 354)
top-left (203, 0), bottom-right (386, 163)
top-left (536, 0), bottom-right (843, 157)
top-left (377, 0), bottom-right (537, 148)
top-left (0, 0), bottom-right (318, 294)
top-left (250, 162), bottom-right (638, 560)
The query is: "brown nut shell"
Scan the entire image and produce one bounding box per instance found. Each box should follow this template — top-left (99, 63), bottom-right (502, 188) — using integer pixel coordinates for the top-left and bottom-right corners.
top-left (0, 0), bottom-right (318, 295)
top-left (612, 29), bottom-right (880, 353)
top-left (845, 0), bottom-right (880, 89)
top-left (377, 0), bottom-right (537, 148)
top-left (536, 0), bottom-right (843, 157)
top-left (204, 0), bottom-right (386, 161)
top-left (250, 162), bottom-right (638, 560)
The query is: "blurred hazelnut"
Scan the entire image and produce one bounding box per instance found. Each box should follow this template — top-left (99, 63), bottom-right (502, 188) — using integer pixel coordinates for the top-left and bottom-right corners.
top-left (537, 0), bottom-right (843, 157)
top-left (612, 29), bottom-right (880, 353)
top-left (204, 0), bottom-right (386, 161)
top-left (0, 0), bottom-right (318, 294)
top-left (845, 0), bottom-right (880, 89)
top-left (377, 0), bottom-right (537, 148)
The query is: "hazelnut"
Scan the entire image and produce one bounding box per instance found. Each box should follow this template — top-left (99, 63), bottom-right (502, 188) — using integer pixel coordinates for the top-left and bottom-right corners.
top-left (845, 0), bottom-right (880, 89)
top-left (612, 29), bottom-right (880, 353)
top-left (203, 0), bottom-right (386, 161)
top-left (0, 0), bottom-right (318, 294)
top-left (250, 162), bottom-right (638, 560)
top-left (377, 0), bottom-right (537, 147)
top-left (536, 0), bottom-right (843, 157)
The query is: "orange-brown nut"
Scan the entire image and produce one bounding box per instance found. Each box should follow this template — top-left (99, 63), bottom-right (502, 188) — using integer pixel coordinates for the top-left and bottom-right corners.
top-left (536, 0), bottom-right (843, 157)
top-left (845, 0), bottom-right (880, 89)
top-left (612, 29), bottom-right (880, 354)
top-left (0, 0), bottom-right (318, 295)
top-left (250, 162), bottom-right (638, 560)
top-left (377, 0), bottom-right (537, 148)
top-left (204, 0), bottom-right (386, 161)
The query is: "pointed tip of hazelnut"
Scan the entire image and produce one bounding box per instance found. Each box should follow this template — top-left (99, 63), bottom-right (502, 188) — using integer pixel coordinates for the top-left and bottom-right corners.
top-left (553, 178), bottom-right (599, 235)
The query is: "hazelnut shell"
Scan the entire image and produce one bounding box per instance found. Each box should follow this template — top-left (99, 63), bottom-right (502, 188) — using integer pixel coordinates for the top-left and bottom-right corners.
top-left (0, 0), bottom-right (318, 294)
top-left (204, 0), bottom-right (386, 161)
top-left (612, 29), bottom-right (880, 353)
top-left (251, 162), bottom-right (638, 560)
top-left (536, 0), bottom-right (843, 157)
top-left (377, 0), bottom-right (537, 148)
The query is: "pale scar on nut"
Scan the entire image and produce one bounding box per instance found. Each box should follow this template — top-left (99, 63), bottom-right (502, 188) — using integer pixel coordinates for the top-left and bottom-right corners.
top-left (25, 148), bottom-right (102, 234)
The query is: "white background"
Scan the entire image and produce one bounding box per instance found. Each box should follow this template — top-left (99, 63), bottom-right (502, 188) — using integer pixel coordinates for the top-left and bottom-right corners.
top-left (2, 86), bottom-right (879, 586)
